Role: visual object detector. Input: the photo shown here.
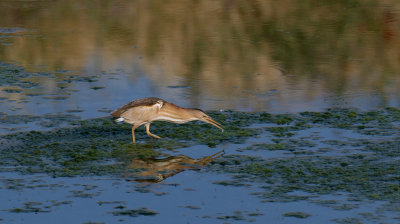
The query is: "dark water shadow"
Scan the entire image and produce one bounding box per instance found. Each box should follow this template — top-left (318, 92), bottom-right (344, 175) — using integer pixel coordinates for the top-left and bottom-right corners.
top-left (124, 151), bottom-right (224, 183)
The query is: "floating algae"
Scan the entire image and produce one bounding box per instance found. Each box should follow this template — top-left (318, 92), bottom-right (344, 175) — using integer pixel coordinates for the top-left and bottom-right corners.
top-left (0, 108), bottom-right (399, 223)
top-left (283, 211), bottom-right (311, 218)
top-left (0, 110), bottom-right (261, 177)
top-left (110, 207), bottom-right (158, 217)
top-left (0, 108), bottom-right (399, 205)
top-left (208, 108), bottom-right (400, 203)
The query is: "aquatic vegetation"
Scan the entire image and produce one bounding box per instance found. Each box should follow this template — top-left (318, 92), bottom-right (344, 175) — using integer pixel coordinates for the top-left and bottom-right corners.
top-left (0, 62), bottom-right (38, 89)
top-left (8, 200), bottom-right (72, 214)
top-left (229, 156), bottom-right (400, 201)
top-left (110, 207), bottom-right (158, 217)
top-left (283, 211), bottom-right (311, 219)
top-left (1, 108), bottom-right (400, 215)
top-left (0, 111), bottom-right (261, 176)
top-left (209, 108), bottom-right (400, 204)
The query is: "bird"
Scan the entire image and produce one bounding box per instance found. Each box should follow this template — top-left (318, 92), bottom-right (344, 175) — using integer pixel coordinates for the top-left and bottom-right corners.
top-left (111, 97), bottom-right (223, 144)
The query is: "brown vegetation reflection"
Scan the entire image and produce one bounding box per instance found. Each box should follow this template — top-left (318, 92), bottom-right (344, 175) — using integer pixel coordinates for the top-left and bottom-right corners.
top-left (126, 151), bottom-right (224, 183)
top-left (1, 0), bottom-right (400, 110)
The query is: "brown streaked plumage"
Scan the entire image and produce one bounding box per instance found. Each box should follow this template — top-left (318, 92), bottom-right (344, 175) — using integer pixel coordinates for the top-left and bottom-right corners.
top-left (111, 97), bottom-right (223, 144)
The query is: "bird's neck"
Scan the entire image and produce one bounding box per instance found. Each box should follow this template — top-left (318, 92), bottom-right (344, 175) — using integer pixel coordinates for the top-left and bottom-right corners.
top-left (157, 103), bottom-right (197, 123)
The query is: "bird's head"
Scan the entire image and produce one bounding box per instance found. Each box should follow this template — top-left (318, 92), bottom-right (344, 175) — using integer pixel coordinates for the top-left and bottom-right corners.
top-left (190, 109), bottom-right (224, 131)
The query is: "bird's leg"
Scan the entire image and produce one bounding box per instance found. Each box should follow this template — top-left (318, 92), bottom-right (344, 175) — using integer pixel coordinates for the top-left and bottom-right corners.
top-left (145, 123), bottom-right (161, 139)
top-left (131, 124), bottom-right (139, 144)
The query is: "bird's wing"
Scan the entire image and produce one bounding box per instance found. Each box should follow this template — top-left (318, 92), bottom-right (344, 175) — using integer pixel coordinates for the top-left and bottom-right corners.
top-left (122, 101), bottom-right (164, 124)
top-left (111, 97), bottom-right (165, 117)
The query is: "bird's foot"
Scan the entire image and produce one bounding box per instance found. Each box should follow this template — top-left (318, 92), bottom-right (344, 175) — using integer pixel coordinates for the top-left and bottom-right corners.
top-left (147, 133), bottom-right (161, 139)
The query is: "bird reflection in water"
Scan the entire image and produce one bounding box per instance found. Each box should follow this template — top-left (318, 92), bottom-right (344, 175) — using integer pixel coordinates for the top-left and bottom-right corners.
top-left (125, 151), bottom-right (224, 183)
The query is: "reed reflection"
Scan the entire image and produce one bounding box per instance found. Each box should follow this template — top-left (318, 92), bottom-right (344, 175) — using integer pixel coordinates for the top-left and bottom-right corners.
top-left (125, 151), bottom-right (224, 183)
top-left (1, 0), bottom-right (400, 111)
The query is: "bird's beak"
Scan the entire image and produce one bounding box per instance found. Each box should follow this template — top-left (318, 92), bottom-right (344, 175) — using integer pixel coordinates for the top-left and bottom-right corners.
top-left (202, 117), bottom-right (224, 131)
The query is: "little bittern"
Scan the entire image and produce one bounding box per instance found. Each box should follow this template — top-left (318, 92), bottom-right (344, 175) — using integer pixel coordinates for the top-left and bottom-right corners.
top-left (111, 97), bottom-right (223, 144)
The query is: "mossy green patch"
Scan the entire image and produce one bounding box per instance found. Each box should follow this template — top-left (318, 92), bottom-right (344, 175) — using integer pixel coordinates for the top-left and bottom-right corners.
top-left (110, 207), bottom-right (158, 217)
top-left (213, 154), bottom-right (400, 201)
top-left (0, 62), bottom-right (40, 89)
top-left (9, 201), bottom-right (50, 213)
top-left (0, 117), bottom-right (162, 176)
top-left (206, 108), bottom-right (400, 202)
top-left (299, 108), bottom-right (400, 131)
top-left (1, 108), bottom-right (400, 204)
top-left (0, 111), bottom-right (263, 177)
top-left (283, 211), bottom-right (311, 218)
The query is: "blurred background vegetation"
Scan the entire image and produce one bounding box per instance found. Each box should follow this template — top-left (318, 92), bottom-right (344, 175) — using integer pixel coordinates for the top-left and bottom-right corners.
top-left (0, 0), bottom-right (399, 111)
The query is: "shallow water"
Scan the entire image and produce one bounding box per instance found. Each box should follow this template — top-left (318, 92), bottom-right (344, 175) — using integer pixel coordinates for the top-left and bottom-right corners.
top-left (1, 0), bottom-right (400, 115)
top-left (1, 110), bottom-right (400, 223)
top-left (0, 172), bottom-right (393, 224)
top-left (1, 1), bottom-right (400, 224)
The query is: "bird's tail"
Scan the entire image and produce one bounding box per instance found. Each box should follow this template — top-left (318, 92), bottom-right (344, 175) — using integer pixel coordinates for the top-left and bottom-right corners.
top-left (115, 117), bottom-right (125, 123)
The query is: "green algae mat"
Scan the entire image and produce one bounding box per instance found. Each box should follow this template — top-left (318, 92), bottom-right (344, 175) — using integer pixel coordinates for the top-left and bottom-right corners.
top-left (1, 108), bottom-right (400, 203)
top-left (1, 108), bottom-right (400, 223)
